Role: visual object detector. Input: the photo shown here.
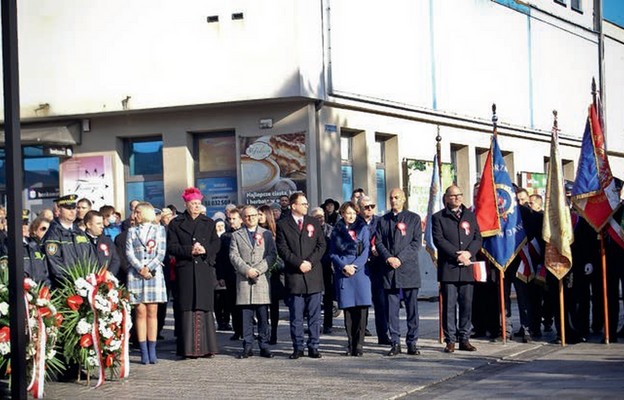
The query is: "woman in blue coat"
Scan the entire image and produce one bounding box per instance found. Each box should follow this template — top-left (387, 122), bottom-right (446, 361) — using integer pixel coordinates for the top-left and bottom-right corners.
top-left (329, 201), bottom-right (371, 356)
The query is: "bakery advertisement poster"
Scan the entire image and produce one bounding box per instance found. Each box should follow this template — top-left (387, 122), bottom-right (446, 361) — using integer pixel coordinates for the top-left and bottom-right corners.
top-left (239, 132), bottom-right (307, 205)
top-left (61, 154), bottom-right (115, 209)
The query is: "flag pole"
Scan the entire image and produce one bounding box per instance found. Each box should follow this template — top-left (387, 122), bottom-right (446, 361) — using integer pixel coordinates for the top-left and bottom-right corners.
top-left (436, 126), bottom-right (444, 344)
top-left (559, 279), bottom-right (566, 347)
top-left (600, 232), bottom-right (610, 344)
top-left (592, 78), bottom-right (611, 345)
top-left (491, 103), bottom-right (507, 344)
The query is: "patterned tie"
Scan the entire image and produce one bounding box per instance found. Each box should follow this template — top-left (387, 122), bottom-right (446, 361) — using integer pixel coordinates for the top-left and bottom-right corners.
top-left (298, 219), bottom-right (303, 231)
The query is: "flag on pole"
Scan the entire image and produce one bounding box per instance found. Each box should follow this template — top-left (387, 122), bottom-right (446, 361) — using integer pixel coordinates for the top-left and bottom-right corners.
top-left (425, 153), bottom-right (444, 262)
top-left (474, 146), bottom-right (500, 237)
top-left (543, 123), bottom-right (573, 280)
top-left (477, 136), bottom-right (527, 271)
top-left (571, 103), bottom-right (621, 232)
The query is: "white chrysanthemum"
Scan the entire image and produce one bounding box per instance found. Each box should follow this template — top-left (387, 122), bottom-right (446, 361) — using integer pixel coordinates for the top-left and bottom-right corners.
top-left (46, 348), bottom-right (56, 360)
top-left (76, 319), bottom-right (92, 335)
top-left (108, 289), bottom-right (119, 303)
top-left (26, 293), bottom-right (33, 302)
top-left (24, 278), bottom-right (37, 289)
top-left (95, 295), bottom-right (111, 313)
top-left (28, 318), bottom-right (37, 330)
top-left (75, 277), bottom-right (93, 297)
top-left (89, 349), bottom-right (96, 356)
top-left (108, 274), bottom-right (119, 286)
top-left (0, 342), bottom-right (10, 355)
top-left (108, 340), bottom-right (122, 352)
top-left (87, 355), bottom-right (99, 367)
top-left (110, 310), bottom-right (123, 325)
top-left (0, 302), bottom-right (8, 316)
top-left (99, 324), bottom-right (114, 339)
top-left (36, 298), bottom-right (49, 307)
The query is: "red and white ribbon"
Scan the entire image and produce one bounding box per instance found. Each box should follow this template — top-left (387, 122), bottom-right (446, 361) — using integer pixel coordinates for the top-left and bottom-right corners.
top-left (86, 273), bottom-right (106, 388)
top-left (119, 300), bottom-right (131, 379)
top-left (27, 313), bottom-right (46, 398)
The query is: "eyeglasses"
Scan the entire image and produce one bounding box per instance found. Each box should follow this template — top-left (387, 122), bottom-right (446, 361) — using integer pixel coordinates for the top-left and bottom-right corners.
top-left (39, 226), bottom-right (48, 232)
top-left (244, 214), bottom-right (259, 219)
top-left (447, 194), bottom-right (463, 199)
top-left (363, 204), bottom-right (376, 210)
top-left (296, 203), bottom-right (309, 207)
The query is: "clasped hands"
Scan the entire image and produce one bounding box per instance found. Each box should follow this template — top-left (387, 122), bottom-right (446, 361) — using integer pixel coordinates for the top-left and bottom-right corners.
top-left (192, 242), bottom-right (206, 256)
top-left (139, 266), bottom-right (153, 280)
top-left (342, 264), bottom-right (356, 277)
top-left (456, 250), bottom-right (472, 266)
top-left (246, 268), bottom-right (261, 280)
top-left (299, 260), bottom-right (312, 273)
top-left (387, 257), bottom-right (401, 269)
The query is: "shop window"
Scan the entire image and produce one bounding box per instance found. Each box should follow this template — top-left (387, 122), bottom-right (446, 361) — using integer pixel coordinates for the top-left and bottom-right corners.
top-left (194, 131), bottom-right (238, 216)
top-left (0, 146), bottom-right (61, 211)
top-left (124, 137), bottom-right (164, 210)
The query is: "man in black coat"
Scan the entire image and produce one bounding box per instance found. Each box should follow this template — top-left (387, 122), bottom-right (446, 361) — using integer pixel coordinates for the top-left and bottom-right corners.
top-left (276, 192), bottom-right (327, 359)
top-left (84, 210), bottom-right (121, 276)
top-left (375, 188), bottom-right (423, 356)
top-left (167, 187), bottom-right (221, 358)
top-left (43, 194), bottom-right (96, 287)
top-left (432, 185), bottom-right (482, 353)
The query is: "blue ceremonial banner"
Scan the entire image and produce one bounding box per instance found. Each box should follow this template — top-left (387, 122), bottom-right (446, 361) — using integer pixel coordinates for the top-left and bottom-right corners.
top-left (481, 137), bottom-right (527, 272)
top-left (425, 153), bottom-right (444, 262)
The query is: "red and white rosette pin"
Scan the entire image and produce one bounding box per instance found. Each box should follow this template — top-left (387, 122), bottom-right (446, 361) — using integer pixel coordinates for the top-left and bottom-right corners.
top-left (146, 239), bottom-right (156, 254)
top-left (397, 222), bottom-right (407, 236)
top-left (99, 243), bottom-right (109, 257)
top-left (306, 224), bottom-right (315, 238)
top-left (255, 232), bottom-right (263, 246)
top-left (460, 221), bottom-right (471, 235)
top-left (348, 230), bottom-right (357, 241)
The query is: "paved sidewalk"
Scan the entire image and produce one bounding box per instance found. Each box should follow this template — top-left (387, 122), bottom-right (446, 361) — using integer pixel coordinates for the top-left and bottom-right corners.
top-left (38, 299), bottom-right (624, 399)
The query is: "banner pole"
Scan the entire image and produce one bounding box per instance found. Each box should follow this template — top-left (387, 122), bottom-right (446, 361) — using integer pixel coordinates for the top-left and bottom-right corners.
top-left (436, 127), bottom-right (444, 344)
top-left (499, 269), bottom-right (506, 344)
top-left (559, 279), bottom-right (566, 347)
top-left (600, 232), bottom-right (610, 344)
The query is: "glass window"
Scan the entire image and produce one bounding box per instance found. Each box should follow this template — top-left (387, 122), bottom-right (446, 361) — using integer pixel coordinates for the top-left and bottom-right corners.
top-left (194, 132), bottom-right (238, 216)
top-left (125, 137), bottom-right (164, 209)
top-left (342, 165), bottom-right (353, 202)
top-left (340, 136), bottom-right (351, 161)
top-left (571, 0), bottom-right (582, 12)
top-left (374, 136), bottom-right (387, 213)
top-left (129, 140), bottom-right (163, 176)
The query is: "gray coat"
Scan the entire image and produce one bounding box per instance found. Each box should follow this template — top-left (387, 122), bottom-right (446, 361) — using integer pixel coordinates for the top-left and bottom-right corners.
top-left (229, 227), bottom-right (276, 305)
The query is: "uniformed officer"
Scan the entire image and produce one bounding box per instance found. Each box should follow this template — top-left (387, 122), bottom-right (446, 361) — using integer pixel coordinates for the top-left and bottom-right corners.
top-left (43, 194), bottom-right (96, 286)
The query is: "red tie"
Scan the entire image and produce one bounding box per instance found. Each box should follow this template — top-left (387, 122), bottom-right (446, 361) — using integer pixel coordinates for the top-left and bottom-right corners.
top-left (298, 219), bottom-right (303, 231)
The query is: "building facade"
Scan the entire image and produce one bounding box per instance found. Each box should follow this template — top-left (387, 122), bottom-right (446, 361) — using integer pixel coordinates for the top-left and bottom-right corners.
top-left (1, 0), bottom-right (623, 221)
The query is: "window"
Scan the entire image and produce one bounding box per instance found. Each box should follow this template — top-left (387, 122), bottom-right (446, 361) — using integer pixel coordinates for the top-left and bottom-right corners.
top-left (194, 132), bottom-right (238, 216)
top-left (341, 135), bottom-right (353, 202)
top-left (374, 135), bottom-right (388, 213)
top-left (125, 137), bottom-right (164, 210)
top-left (554, 0), bottom-right (566, 6)
top-left (571, 0), bottom-right (582, 12)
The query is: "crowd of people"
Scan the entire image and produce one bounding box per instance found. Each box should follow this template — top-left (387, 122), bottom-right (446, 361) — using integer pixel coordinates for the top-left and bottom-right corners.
top-left (1, 179), bottom-right (623, 365)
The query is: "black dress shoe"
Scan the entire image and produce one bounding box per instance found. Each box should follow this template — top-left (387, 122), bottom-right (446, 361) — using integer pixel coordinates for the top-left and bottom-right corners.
top-left (377, 338), bottom-right (392, 345)
top-left (237, 349), bottom-right (253, 359)
top-left (459, 341), bottom-right (477, 351)
top-left (364, 328), bottom-right (372, 336)
top-left (289, 350), bottom-right (304, 359)
top-left (387, 344), bottom-right (402, 356)
top-left (322, 327), bottom-right (333, 334)
top-left (260, 349), bottom-right (274, 358)
top-left (308, 348), bottom-right (322, 359)
top-left (407, 343), bottom-right (421, 355)
top-left (268, 336), bottom-right (277, 345)
top-left (353, 349), bottom-right (363, 357)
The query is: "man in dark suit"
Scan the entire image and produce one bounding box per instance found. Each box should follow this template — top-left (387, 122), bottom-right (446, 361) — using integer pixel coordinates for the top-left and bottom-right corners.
top-left (375, 188), bottom-right (423, 356)
top-left (84, 210), bottom-right (121, 276)
top-left (276, 192), bottom-right (327, 359)
top-left (432, 185), bottom-right (482, 353)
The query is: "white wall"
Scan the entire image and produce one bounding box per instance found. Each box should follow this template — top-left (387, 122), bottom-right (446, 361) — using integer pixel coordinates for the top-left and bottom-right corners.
top-left (13, 0), bottom-right (323, 118)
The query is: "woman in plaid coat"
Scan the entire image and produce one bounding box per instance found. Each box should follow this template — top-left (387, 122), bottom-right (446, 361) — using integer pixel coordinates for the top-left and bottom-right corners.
top-left (126, 202), bottom-right (167, 364)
